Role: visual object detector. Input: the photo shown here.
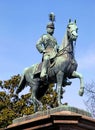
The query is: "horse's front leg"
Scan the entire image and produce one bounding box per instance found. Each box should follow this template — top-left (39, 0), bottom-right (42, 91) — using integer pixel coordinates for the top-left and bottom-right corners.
top-left (71, 71), bottom-right (84, 96)
top-left (56, 71), bottom-right (64, 106)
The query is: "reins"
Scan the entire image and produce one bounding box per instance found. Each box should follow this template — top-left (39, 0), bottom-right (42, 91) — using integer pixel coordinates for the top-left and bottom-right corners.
top-left (57, 42), bottom-right (73, 57)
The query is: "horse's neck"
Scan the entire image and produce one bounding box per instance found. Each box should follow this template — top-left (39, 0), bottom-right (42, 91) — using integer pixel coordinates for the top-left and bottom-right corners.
top-left (59, 32), bottom-right (69, 51)
top-left (59, 32), bottom-right (73, 53)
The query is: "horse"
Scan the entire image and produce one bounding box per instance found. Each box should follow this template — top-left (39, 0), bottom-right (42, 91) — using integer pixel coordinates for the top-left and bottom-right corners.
top-left (16, 19), bottom-right (84, 112)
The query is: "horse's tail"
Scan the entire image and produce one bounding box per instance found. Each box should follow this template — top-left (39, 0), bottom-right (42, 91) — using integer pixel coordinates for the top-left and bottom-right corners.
top-left (16, 73), bottom-right (26, 94)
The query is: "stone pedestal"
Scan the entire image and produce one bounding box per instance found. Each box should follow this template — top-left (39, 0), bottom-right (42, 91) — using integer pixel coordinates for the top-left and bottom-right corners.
top-left (6, 106), bottom-right (95, 130)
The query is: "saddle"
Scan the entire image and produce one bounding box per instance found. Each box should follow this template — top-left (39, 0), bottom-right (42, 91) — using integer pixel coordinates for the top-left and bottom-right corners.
top-left (34, 59), bottom-right (55, 78)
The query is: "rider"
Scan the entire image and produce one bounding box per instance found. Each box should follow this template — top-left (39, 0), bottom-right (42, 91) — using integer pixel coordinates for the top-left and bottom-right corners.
top-left (36, 21), bottom-right (58, 80)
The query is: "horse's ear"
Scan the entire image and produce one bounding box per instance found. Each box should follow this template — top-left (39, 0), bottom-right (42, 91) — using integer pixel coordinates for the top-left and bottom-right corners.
top-left (69, 19), bottom-right (71, 23)
top-left (74, 19), bottom-right (76, 23)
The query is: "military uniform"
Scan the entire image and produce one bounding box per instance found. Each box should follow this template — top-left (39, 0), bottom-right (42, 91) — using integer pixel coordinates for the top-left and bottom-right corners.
top-left (36, 33), bottom-right (58, 79)
top-left (36, 33), bottom-right (58, 58)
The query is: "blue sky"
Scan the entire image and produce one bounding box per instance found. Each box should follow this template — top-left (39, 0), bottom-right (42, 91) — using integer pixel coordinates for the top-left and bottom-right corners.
top-left (0, 0), bottom-right (95, 110)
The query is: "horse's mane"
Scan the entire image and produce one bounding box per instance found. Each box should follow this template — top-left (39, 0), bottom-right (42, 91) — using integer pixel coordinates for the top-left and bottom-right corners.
top-left (59, 31), bottom-right (68, 51)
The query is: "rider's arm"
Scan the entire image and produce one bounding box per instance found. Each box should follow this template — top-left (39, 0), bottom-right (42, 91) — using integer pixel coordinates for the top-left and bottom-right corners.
top-left (36, 36), bottom-right (45, 53)
top-left (54, 37), bottom-right (59, 52)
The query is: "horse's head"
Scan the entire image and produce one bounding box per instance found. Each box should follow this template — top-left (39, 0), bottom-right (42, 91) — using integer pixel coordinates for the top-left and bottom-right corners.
top-left (67, 19), bottom-right (78, 42)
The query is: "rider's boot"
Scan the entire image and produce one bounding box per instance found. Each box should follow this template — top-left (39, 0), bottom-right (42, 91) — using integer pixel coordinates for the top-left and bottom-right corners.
top-left (40, 68), bottom-right (48, 81)
top-left (40, 60), bottom-right (48, 81)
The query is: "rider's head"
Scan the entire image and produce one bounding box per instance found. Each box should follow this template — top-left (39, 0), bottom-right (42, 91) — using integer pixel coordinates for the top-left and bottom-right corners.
top-left (46, 22), bottom-right (55, 35)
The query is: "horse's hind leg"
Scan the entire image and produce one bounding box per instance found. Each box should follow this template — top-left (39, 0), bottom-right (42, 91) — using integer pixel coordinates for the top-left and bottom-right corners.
top-left (32, 95), bottom-right (43, 112)
top-left (71, 71), bottom-right (84, 96)
top-left (30, 83), bottom-right (43, 112)
top-left (31, 95), bottom-right (38, 112)
top-left (31, 96), bottom-right (43, 112)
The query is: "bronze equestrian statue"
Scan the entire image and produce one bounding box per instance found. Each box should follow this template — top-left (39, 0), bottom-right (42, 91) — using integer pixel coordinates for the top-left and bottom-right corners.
top-left (16, 14), bottom-right (84, 112)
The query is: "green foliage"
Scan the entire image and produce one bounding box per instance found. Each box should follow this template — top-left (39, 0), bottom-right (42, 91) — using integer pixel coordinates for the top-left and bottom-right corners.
top-left (0, 75), bottom-right (58, 128)
top-left (0, 108), bottom-right (16, 128)
top-left (0, 75), bottom-right (21, 128)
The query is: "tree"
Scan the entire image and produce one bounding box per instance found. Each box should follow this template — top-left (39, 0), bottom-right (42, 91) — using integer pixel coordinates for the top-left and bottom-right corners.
top-left (84, 81), bottom-right (95, 117)
top-left (0, 75), bottom-right (32, 128)
top-left (0, 75), bottom-right (58, 128)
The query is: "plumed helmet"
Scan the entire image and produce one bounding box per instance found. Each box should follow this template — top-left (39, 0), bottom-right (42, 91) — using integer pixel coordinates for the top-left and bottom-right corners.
top-left (46, 12), bottom-right (55, 29)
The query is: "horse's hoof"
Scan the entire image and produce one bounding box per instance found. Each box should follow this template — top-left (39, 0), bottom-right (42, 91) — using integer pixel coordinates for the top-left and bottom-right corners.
top-left (79, 88), bottom-right (84, 96)
top-left (63, 102), bottom-right (68, 105)
top-left (58, 103), bottom-right (63, 107)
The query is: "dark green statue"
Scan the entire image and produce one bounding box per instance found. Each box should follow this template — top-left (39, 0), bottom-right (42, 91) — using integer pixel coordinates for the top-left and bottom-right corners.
top-left (16, 13), bottom-right (84, 112)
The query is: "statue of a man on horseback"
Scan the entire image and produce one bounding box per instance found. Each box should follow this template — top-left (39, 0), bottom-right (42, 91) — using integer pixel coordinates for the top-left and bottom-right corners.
top-left (36, 13), bottom-right (58, 80)
top-left (16, 13), bottom-right (84, 112)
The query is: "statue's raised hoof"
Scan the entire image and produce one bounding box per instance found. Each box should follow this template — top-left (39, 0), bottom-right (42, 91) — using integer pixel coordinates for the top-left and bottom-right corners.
top-left (79, 87), bottom-right (84, 96)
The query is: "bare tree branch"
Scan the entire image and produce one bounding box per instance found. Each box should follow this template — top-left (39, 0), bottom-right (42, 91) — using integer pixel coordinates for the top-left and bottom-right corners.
top-left (84, 81), bottom-right (95, 118)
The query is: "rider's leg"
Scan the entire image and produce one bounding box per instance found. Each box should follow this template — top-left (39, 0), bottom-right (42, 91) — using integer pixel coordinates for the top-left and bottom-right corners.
top-left (40, 55), bottom-right (49, 79)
